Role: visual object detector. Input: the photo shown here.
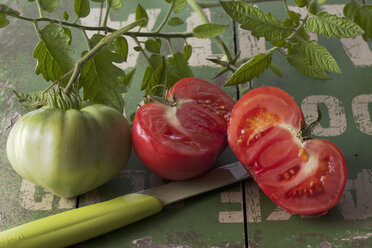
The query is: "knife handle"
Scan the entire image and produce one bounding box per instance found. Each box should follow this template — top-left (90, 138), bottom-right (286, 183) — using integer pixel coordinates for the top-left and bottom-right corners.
top-left (0, 193), bottom-right (163, 248)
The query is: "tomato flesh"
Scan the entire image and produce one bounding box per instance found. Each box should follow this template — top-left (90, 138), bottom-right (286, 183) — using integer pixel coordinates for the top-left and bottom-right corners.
top-left (132, 78), bottom-right (235, 180)
top-left (228, 86), bottom-right (347, 214)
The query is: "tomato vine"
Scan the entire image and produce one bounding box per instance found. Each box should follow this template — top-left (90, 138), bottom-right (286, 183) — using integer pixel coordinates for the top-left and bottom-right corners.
top-left (0, 0), bottom-right (370, 113)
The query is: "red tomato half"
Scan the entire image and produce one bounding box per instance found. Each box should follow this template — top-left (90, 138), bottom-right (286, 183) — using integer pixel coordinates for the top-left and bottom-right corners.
top-left (228, 86), bottom-right (347, 214)
top-left (132, 78), bottom-right (235, 180)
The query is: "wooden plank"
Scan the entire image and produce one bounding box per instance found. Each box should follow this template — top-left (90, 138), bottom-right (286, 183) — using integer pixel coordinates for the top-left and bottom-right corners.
top-left (241, 1), bottom-right (372, 247)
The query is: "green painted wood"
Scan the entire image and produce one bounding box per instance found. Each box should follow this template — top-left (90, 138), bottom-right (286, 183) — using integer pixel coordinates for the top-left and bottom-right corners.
top-left (0, 0), bottom-right (371, 247)
top-left (240, 1), bottom-right (372, 247)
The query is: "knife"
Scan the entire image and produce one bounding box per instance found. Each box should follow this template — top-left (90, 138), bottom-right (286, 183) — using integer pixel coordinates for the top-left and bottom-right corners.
top-left (0, 161), bottom-right (249, 248)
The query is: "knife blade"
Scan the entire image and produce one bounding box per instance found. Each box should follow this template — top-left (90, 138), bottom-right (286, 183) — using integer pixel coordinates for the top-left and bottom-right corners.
top-left (0, 161), bottom-right (249, 248)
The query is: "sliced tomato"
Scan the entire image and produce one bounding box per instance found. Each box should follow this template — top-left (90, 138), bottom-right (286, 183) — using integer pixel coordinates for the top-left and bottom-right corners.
top-left (228, 86), bottom-right (347, 214)
top-left (132, 78), bottom-right (235, 180)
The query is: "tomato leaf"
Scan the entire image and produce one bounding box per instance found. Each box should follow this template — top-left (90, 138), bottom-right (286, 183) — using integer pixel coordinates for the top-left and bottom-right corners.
top-left (192, 24), bottom-right (228, 38)
top-left (0, 14), bottom-right (9, 28)
top-left (295, 0), bottom-right (307, 8)
top-left (115, 36), bottom-right (128, 61)
top-left (221, 1), bottom-right (291, 41)
top-left (109, 0), bottom-right (122, 10)
top-left (63, 27), bottom-right (72, 45)
top-left (141, 66), bottom-right (153, 91)
top-left (166, 52), bottom-right (194, 88)
top-left (269, 64), bottom-right (283, 77)
top-left (79, 34), bottom-right (126, 112)
top-left (145, 39), bottom-right (162, 54)
top-left (13, 90), bottom-right (45, 110)
top-left (174, 0), bottom-right (187, 14)
top-left (145, 56), bottom-right (167, 97)
top-left (305, 11), bottom-right (365, 38)
top-left (119, 69), bottom-right (136, 94)
top-left (168, 17), bottom-right (184, 26)
top-left (183, 44), bottom-right (192, 61)
top-left (225, 49), bottom-right (273, 86)
top-left (288, 10), bottom-right (301, 25)
top-left (344, 0), bottom-right (372, 41)
top-left (38, 0), bottom-right (60, 13)
top-left (296, 40), bottom-right (341, 73)
top-left (33, 23), bottom-right (75, 85)
top-left (63, 11), bottom-right (69, 21)
top-left (0, 4), bottom-right (20, 28)
top-left (0, 4), bottom-right (20, 16)
top-left (74, 0), bottom-right (90, 18)
top-left (136, 4), bottom-right (148, 27)
top-left (287, 55), bottom-right (330, 79)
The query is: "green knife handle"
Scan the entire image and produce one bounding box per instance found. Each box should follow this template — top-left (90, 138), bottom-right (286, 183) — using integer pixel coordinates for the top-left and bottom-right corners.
top-left (0, 193), bottom-right (163, 248)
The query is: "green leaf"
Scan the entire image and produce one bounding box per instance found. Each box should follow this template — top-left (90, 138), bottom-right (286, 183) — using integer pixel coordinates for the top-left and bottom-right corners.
top-left (136, 4), bottom-right (148, 27)
top-left (183, 44), bottom-right (192, 61)
top-left (288, 11), bottom-right (301, 25)
top-left (38, 0), bottom-right (59, 13)
top-left (13, 90), bottom-right (45, 110)
top-left (318, 0), bottom-right (326, 4)
top-left (295, 0), bottom-right (307, 8)
top-left (141, 66), bottom-right (153, 90)
top-left (166, 52), bottom-right (194, 87)
top-left (308, 2), bottom-right (318, 15)
top-left (109, 0), bottom-right (122, 10)
top-left (119, 69), bottom-right (135, 93)
top-left (344, 0), bottom-right (372, 41)
top-left (192, 24), bottom-right (228, 38)
top-left (33, 24), bottom-right (75, 85)
top-left (220, 1), bottom-right (292, 41)
top-left (115, 36), bottom-right (128, 61)
top-left (287, 55), bottom-right (329, 79)
top-left (0, 4), bottom-right (19, 28)
top-left (269, 64), bottom-right (283, 77)
top-left (133, 46), bottom-right (141, 52)
top-left (0, 14), bottom-right (9, 28)
top-left (174, 0), bottom-right (187, 14)
top-left (305, 11), bottom-right (365, 38)
top-left (79, 34), bottom-right (126, 112)
top-left (75, 0), bottom-right (90, 18)
top-left (145, 39), bottom-right (162, 53)
top-left (64, 28), bottom-right (72, 45)
top-left (225, 49), bottom-right (274, 86)
top-left (146, 56), bottom-right (167, 97)
top-left (0, 4), bottom-right (20, 16)
top-left (296, 40), bottom-right (340, 73)
top-left (63, 11), bottom-right (69, 21)
top-left (168, 17), bottom-right (184, 26)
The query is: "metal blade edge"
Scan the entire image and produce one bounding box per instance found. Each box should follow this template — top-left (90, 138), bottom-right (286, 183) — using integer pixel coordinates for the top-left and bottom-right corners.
top-left (139, 162), bottom-right (250, 206)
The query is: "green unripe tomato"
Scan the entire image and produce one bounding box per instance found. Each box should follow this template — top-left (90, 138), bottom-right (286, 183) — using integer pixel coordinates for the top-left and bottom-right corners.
top-left (6, 103), bottom-right (132, 198)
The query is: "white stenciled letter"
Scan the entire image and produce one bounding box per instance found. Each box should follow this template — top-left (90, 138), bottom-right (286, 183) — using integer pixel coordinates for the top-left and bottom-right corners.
top-left (352, 94), bottom-right (372, 135)
top-left (219, 181), bottom-right (261, 223)
top-left (301, 95), bottom-right (347, 136)
top-left (338, 169), bottom-right (372, 220)
top-left (321, 4), bottom-right (372, 67)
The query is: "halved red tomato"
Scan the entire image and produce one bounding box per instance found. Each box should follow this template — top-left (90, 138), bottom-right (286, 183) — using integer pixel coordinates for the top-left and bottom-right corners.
top-left (132, 78), bottom-right (235, 180)
top-left (228, 86), bottom-right (347, 214)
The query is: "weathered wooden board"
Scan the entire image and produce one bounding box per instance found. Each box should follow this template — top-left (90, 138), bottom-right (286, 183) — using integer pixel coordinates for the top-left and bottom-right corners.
top-left (0, 0), bottom-right (371, 247)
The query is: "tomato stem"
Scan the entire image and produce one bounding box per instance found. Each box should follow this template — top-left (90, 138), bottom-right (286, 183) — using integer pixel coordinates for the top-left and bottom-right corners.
top-left (302, 108), bottom-right (322, 140)
top-left (144, 95), bottom-right (177, 107)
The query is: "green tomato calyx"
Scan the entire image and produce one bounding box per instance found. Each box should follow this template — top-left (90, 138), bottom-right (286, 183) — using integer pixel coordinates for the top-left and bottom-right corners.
top-left (47, 89), bottom-right (81, 110)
